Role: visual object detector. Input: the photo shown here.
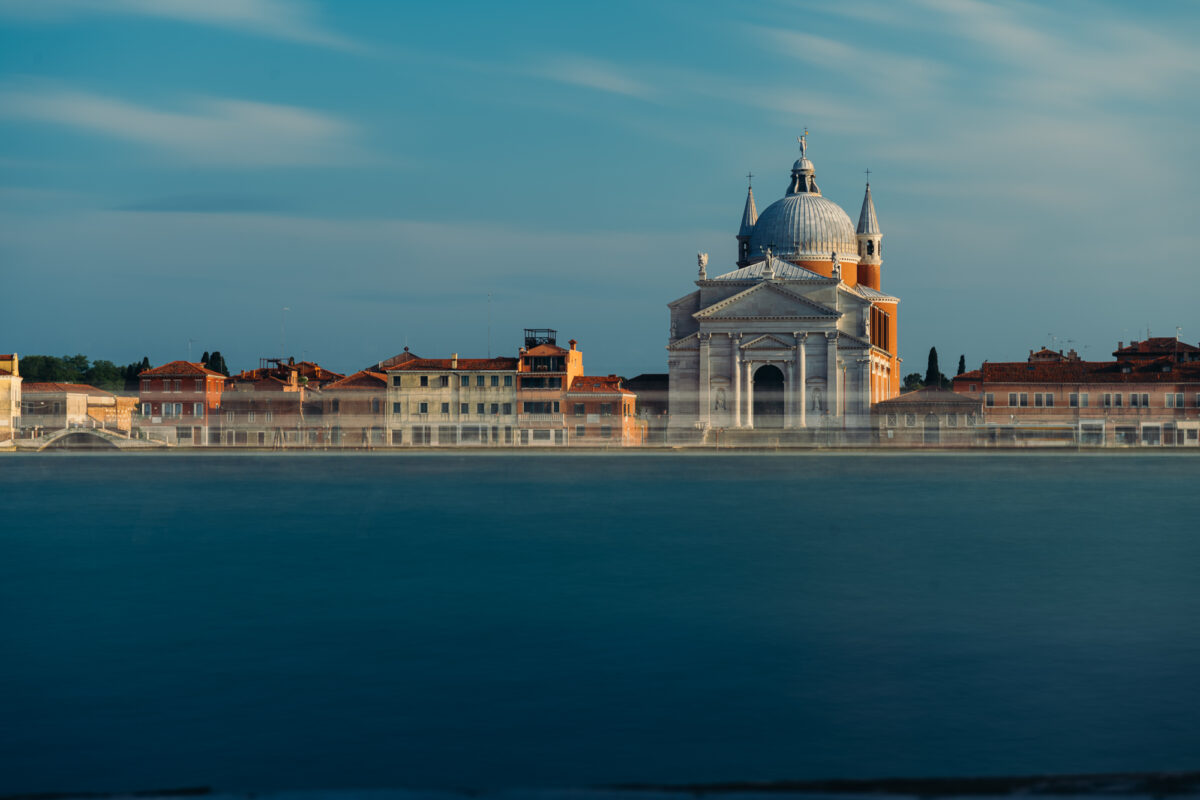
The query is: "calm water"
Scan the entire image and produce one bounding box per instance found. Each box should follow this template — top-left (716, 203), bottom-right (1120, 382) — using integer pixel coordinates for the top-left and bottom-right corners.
top-left (1, 452), bottom-right (1198, 794)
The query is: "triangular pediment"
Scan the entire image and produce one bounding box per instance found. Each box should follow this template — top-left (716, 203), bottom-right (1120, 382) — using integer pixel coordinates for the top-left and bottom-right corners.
top-left (666, 332), bottom-right (700, 351)
top-left (694, 282), bottom-right (840, 321)
top-left (742, 334), bottom-right (795, 351)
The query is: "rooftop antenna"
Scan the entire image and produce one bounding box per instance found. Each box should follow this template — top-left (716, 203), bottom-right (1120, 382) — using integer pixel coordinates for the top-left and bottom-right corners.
top-left (187, 337), bottom-right (196, 362)
top-left (281, 307), bottom-right (290, 359)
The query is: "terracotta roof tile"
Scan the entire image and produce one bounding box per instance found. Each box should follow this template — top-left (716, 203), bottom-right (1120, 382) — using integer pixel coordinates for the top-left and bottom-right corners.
top-left (21, 382), bottom-right (115, 397)
top-left (386, 357), bottom-right (519, 372)
top-left (140, 360), bottom-right (225, 377)
top-left (325, 370), bottom-right (388, 390)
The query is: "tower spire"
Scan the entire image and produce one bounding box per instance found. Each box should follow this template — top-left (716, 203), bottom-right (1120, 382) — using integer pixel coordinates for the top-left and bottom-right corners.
top-left (856, 180), bottom-right (880, 235)
top-left (736, 176), bottom-right (758, 267)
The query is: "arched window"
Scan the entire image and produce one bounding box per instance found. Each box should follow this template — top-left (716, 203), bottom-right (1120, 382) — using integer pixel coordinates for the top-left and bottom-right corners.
top-left (867, 240), bottom-right (875, 256)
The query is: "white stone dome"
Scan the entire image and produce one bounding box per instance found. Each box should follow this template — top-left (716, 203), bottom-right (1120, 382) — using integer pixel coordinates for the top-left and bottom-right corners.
top-left (749, 192), bottom-right (859, 261)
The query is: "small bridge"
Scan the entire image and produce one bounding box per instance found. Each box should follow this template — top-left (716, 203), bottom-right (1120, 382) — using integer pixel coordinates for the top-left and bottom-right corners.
top-left (15, 427), bottom-right (170, 451)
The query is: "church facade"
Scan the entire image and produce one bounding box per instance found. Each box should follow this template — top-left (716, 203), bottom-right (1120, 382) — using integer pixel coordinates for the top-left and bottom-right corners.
top-left (666, 137), bottom-right (900, 443)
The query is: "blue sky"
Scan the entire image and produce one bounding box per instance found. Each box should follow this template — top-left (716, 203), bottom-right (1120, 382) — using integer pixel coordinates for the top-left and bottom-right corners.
top-left (1, 0), bottom-right (1197, 377)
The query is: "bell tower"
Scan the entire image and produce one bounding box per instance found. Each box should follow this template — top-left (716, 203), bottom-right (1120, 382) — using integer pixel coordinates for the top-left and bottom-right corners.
top-left (855, 177), bottom-right (882, 291)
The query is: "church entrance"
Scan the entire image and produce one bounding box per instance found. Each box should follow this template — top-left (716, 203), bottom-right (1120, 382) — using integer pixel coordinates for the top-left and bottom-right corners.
top-left (753, 364), bottom-right (785, 428)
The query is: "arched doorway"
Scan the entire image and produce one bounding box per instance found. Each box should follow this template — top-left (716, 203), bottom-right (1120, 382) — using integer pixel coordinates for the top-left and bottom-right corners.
top-left (923, 413), bottom-right (940, 444)
top-left (753, 364), bottom-right (785, 428)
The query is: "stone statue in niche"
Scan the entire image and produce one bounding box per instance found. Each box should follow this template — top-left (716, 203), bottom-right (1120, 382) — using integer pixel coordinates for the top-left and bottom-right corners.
top-left (714, 387), bottom-right (727, 411)
top-left (810, 386), bottom-right (825, 412)
top-left (670, 318), bottom-right (678, 339)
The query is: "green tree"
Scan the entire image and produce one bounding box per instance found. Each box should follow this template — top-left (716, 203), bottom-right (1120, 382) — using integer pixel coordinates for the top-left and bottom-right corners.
top-left (200, 351), bottom-right (210, 365)
top-left (207, 351), bottom-right (229, 376)
top-left (903, 372), bottom-right (924, 391)
top-left (957, 354), bottom-right (966, 376)
top-left (85, 359), bottom-right (123, 391)
top-left (924, 347), bottom-right (941, 387)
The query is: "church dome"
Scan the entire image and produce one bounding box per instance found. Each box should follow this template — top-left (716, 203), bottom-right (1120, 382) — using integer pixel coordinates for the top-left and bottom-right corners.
top-left (746, 142), bottom-right (858, 262)
top-left (749, 193), bottom-right (859, 260)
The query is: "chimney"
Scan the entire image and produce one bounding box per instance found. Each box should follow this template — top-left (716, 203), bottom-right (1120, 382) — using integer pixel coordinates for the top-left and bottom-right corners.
top-left (451, 353), bottom-right (458, 369)
top-left (1118, 341), bottom-right (1123, 350)
top-left (569, 339), bottom-right (577, 350)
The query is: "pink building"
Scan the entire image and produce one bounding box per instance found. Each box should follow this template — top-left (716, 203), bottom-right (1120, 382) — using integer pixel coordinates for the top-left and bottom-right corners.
top-left (952, 339), bottom-right (1200, 446)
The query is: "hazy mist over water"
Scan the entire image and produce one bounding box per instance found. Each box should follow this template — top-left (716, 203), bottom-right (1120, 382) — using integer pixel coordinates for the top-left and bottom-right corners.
top-left (2, 453), bottom-right (1198, 793)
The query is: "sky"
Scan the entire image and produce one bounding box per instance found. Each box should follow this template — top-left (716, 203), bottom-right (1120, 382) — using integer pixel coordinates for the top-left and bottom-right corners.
top-left (1, 0), bottom-right (1198, 378)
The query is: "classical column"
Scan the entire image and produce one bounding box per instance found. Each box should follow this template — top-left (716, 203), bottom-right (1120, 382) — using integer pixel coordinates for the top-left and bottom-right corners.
top-left (784, 360), bottom-right (794, 428)
top-left (744, 359), bottom-right (755, 429)
top-left (795, 331), bottom-right (807, 428)
top-left (826, 332), bottom-right (839, 418)
top-left (856, 356), bottom-right (871, 420)
top-left (731, 333), bottom-right (742, 427)
top-left (699, 332), bottom-right (711, 429)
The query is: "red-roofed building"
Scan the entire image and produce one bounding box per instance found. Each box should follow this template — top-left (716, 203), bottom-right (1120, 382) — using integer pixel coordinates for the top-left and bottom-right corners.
top-left (216, 358), bottom-right (345, 447)
top-left (951, 340), bottom-right (1200, 446)
top-left (385, 348), bottom-right (520, 446)
top-left (565, 375), bottom-right (644, 446)
top-left (138, 361), bottom-right (226, 445)
top-left (321, 369), bottom-right (388, 447)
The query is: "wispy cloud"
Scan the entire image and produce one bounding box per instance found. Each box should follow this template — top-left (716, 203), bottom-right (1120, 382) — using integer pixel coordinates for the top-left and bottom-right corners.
top-left (0, 86), bottom-right (363, 166)
top-left (525, 55), bottom-right (655, 99)
top-left (0, 0), bottom-right (365, 52)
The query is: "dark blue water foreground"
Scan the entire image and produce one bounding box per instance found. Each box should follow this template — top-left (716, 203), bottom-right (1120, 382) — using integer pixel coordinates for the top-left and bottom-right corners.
top-left (2, 453), bottom-right (1198, 794)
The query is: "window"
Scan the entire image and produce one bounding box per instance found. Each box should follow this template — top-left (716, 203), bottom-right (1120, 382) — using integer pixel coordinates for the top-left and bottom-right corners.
top-left (1034, 393), bottom-right (1044, 407)
top-left (331, 398), bottom-right (340, 413)
top-left (490, 403), bottom-right (499, 414)
top-left (174, 379), bottom-right (182, 392)
top-left (393, 402), bottom-right (402, 414)
top-left (247, 410), bottom-right (255, 422)
top-left (1130, 393), bottom-right (1140, 408)
top-left (1167, 392), bottom-right (1183, 408)
top-left (476, 375), bottom-right (485, 387)
top-left (439, 376), bottom-right (449, 388)
top-left (1045, 394), bottom-right (1054, 407)
top-left (946, 414), bottom-right (958, 428)
top-left (886, 413), bottom-right (898, 427)
top-left (391, 430), bottom-right (403, 445)
top-left (905, 414), bottom-right (917, 427)
top-left (224, 410), bottom-right (233, 422)
top-left (141, 379), bottom-right (150, 392)
top-left (575, 425), bottom-right (586, 437)
top-left (192, 403), bottom-right (203, 416)
top-left (371, 398), bottom-right (381, 414)
top-left (441, 402), bottom-right (450, 414)
top-left (1008, 392), bottom-right (1017, 406)
top-left (461, 375), bottom-right (470, 387)
top-left (194, 379), bottom-right (203, 391)
top-left (502, 403), bottom-right (512, 414)
top-left (966, 413), bottom-right (976, 426)
top-left (477, 403), bottom-right (485, 414)
top-left (177, 426), bottom-right (192, 439)
top-left (985, 393), bottom-right (994, 407)
top-left (1080, 393), bottom-right (1089, 407)
top-left (504, 375), bottom-right (513, 387)
top-left (600, 426), bottom-right (612, 439)
top-left (600, 403), bottom-right (614, 416)
top-left (573, 403), bottom-right (585, 416)
top-left (420, 375), bottom-right (429, 387)
top-left (490, 375), bottom-right (499, 387)
top-left (1069, 393), bottom-right (1078, 407)
top-left (969, 384), bottom-right (977, 392)
top-left (393, 376), bottom-right (403, 387)
top-left (460, 403), bottom-right (469, 414)
top-left (1103, 393), bottom-right (1112, 408)
top-left (1114, 394), bottom-right (1123, 407)
top-left (419, 402), bottom-right (428, 414)
top-left (530, 429), bottom-right (550, 442)
top-left (141, 402), bottom-right (151, 416)
top-left (265, 411), bottom-right (273, 422)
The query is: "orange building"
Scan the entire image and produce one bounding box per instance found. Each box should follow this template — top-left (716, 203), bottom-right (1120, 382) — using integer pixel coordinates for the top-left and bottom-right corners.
top-left (515, 329), bottom-right (583, 446)
top-left (565, 375), bottom-right (644, 446)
